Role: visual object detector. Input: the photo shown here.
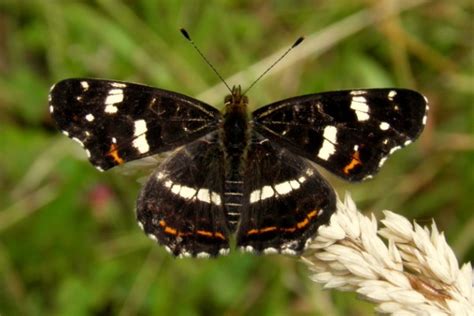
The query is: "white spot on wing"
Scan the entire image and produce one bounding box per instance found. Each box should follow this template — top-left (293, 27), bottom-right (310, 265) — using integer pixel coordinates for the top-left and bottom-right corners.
top-left (274, 181), bottom-right (293, 195)
top-left (244, 245), bottom-right (254, 253)
top-left (147, 234), bottom-right (158, 242)
top-left (317, 125), bottom-right (337, 160)
top-left (281, 248), bottom-right (297, 256)
top-left (211, 192), bottom-right (221, 205)
top-left (249, 190), bottom-right (260, 204)
top-left (133, 119), bottom-right (147, 136)
top-left (197, 252), bottom-right (210, 258)
top-left (104, 88), bottom-right (123, 114)
top-left (350, 90), bottom-right (366, 96)
top-left (379, 121), bottom-right (390, 130)
top-left (111, 82), bottom-right (127, 88)
top-left (323, 125), bottom-right (337, 143)
top-left (179, 251), bottom-right (192, 258)
top-left (388, 90), bottom-right (397, 100)
top-left (132, 120), bottom-right (149, 153)
top-left (105, 93), bottom-right (123, 105)
top-left (260, 186), bottom-right (274, 200)
top-left (85, 114), bottom-right (95, 122)
top-left (105, 104), bottom-right (118, 113)
top-left (350, 96), bottom-right (370, 121)
top-left (72, 137), bottom-right (84, 147)
top-left (219, 248), bottom-right (230, 256)
top-left (49, 105), bottom-right (54, 113)
top-left (171, 184), bottom-right (181, 195)
top-left (389, 146), bottom-right (401, 155)
top-left (263, 247), bottom-right (278, 255)
top-left (132, 135), bottom-right (149, 153)
top-left (197, 188), bottom-right (211, 203)
top-left (81, 81), bottom-right (89, 90)
top-left (289, 180), bottom-right (300, 190)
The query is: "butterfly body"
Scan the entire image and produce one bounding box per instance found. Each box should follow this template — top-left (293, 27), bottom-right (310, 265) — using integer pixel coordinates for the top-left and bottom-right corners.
top-left (49, 79), bottom-right (428, 258)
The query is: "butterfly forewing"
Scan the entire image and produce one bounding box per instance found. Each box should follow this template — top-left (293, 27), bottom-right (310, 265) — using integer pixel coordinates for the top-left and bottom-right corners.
top-left (252, 89), bottom-right (428, 181)
top-left (49, 79), bottom-right (221, 171)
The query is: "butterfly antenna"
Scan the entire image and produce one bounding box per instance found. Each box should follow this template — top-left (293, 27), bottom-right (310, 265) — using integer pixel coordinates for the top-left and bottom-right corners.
top-left (243, 36), bottom-right (304, 96)
top-left (180, 28), bottom-right (232, 94)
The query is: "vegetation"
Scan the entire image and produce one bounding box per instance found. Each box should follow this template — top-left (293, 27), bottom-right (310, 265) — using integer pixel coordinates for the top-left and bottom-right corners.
top-left (0, 1), bottom-right (472, 315)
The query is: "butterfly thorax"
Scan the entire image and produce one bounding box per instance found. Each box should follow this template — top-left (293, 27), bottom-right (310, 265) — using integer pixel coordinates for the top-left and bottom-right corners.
top-left (221, 85), bottom-right (250, 231)
top-left (222, 86), bottom-right (249, 160)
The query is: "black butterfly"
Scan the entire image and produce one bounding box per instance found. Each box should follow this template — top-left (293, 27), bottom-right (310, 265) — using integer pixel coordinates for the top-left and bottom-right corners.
top-left (49, 78), bottom-right (427, 258)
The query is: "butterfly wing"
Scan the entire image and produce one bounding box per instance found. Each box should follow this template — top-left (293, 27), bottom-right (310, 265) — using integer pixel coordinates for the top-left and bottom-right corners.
top-left (236, 132), bottom-right (336, 255)
top-left (252, 89), bottom-right (428, 181)
top-left (136, 132), bottom-right (230, 257)
top-left (49, 79), bottom-right (221, 171)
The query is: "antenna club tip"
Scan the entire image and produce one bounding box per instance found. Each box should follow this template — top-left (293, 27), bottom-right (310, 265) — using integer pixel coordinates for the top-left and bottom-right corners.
top-left (180, 28), bottom-right (191, 40)
top-left (293, 36), bottom-right (304, 47)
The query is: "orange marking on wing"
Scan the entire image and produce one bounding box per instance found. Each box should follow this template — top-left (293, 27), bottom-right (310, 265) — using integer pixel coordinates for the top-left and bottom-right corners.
top-left (214, 232), bottom-right (226, 240)
top-left (164, 226), bottom-right (177, 235)
top-left (159, 220), bottom-right (225, 239)
top-left (282, 227), bottom-right (296, 233)
top-left (158, 219), bottom-right (177, 235)
top-left (106, 143), bottom-right (124, 165)
top-left (283, 209), bottom-right (320, 232)
top-left (197, 230), bottom-right (213, 237)
top-left (196, 230), bottom-right (226, 240)
top-left (297, 218), bottom-right (309, 229)
top-left (246, 226), bottom-right (277, 235)
top-left (261, 226), bottom-right (277, 233)
top-left (307, 209), bottom-right (318, 219)
top-left (343, 151), bottom-right (362, 174)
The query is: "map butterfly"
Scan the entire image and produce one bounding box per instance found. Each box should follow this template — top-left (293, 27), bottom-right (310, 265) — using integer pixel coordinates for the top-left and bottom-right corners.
top-left (49, 35), bottom-right (428, 258)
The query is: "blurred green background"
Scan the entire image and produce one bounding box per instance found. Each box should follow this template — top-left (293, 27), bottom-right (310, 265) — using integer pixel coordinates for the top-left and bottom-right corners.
top-left (0, 1), bottom-right (472, 315)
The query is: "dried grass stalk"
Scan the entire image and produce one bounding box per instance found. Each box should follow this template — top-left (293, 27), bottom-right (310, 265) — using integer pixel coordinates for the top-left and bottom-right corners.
top-left (302, 194), bottom-right (473, 315)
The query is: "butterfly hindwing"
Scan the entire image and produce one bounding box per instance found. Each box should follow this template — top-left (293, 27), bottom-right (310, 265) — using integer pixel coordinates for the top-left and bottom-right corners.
top-left (252, 89), bottom-right (428, 181)
top-left (49, 79), bottom-right (221, 171)
top-left (136, 132), bottom-right (230, 258)
top-left (236, 132), bottom-right (336, 255)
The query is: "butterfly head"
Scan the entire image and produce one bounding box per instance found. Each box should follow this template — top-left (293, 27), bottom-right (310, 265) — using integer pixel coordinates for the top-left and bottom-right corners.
top-left (224, 85), bottom-right (248, 113)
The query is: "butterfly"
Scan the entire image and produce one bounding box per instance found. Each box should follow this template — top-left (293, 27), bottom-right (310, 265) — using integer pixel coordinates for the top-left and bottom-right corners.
top-left (49, 77), bottom-right (428, 258)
